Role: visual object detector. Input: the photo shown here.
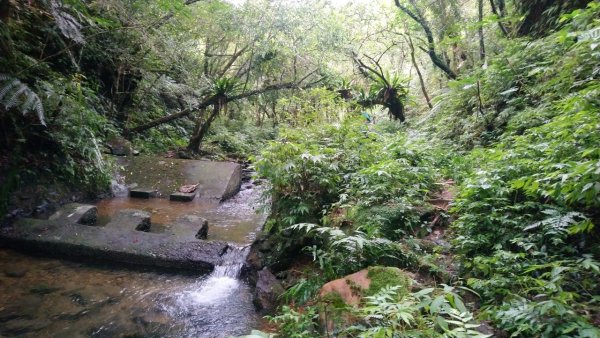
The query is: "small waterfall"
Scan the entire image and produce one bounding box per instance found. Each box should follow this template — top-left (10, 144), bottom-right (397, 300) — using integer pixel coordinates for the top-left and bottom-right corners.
top-left (213, 245), bottom-right (250, 278)
top-left (179, 244), bottom-right (250, 307)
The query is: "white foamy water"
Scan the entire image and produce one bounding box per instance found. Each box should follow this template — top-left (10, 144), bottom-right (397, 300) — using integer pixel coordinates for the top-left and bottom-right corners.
top-left (172, 245), bottom-right (250, 309)
top-left (185, 277), bottom-right (240, 305)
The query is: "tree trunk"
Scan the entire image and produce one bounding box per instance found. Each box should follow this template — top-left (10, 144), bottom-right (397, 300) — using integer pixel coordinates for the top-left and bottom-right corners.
top-left (387, 99), bottom-right (405, 122)
top-left (125, 80), bottom-right (316, 135)
top-left (187, 103), bottom-right (220, 153)
top-left (490, 0), bottom-right (509, 36)
top-left (124, 95), bottom-right (217, 135)
top-left (478, 0), bottom-right (486, 64)
top-left (394, 0), bottom-right (457, 79)
top-left (407, 35), bottom-right (432, 109)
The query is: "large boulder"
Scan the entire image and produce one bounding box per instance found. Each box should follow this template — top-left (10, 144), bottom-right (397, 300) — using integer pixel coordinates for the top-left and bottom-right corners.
top-left (318, 266), bottom-right (414, 333)
top-left (107, 137), bottom-right (133, 156)
top-left (253, 267), bottom-right (284, 314)
top-left (319, 269), bottom-right (370, 307)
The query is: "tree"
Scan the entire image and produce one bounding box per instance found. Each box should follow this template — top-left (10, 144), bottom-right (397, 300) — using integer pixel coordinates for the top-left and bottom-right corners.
top-left (122, 0), bottom-right (348, 153)
top-left (393, 0), bottom-right (457, 79)
top-left (514, 0), bottom-right (593, 37)
top-left (478, 0), bottom-right (486, 64)
top-left (353, 53), bottom-right (408, 121)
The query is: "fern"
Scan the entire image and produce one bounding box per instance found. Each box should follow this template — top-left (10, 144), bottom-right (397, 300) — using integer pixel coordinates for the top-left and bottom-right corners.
top-left (0, 74), bottom-right (46, 126)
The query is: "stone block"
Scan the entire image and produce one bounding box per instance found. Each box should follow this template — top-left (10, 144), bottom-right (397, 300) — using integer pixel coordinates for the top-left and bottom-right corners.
top-left (49, 203), bottom-right (97, 225)
top-left (105, 209), bottom-right (151, 232)
top-left (129, 189), bottom-right (157, 199)
top-left (167, 215), bottom-right (208, 239)
top-left (169, 192), bottom-right (196, 202)
top-left (221, 164), bottom-right (242, 201)
top-left (107, 137), bottom-right (132, 156)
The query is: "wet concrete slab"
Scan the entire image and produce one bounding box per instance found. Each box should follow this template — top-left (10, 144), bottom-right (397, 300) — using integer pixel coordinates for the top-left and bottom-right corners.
top-left (0, 218), bottom-right (228, 272)
top-left (118, 156), bottom-right (241, 201)
top-left (161, 215), bottom-right (209, 239)
top-left (105, 209), bottom-right (151, 232)
top-left (0, 159), bottom-right (263, 273)
top-left (48, 203), bottom-right (97, 225)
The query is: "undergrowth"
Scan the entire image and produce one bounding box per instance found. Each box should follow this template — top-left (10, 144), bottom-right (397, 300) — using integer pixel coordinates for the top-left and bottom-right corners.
top-left (258, 4), bottom-right (600, 337)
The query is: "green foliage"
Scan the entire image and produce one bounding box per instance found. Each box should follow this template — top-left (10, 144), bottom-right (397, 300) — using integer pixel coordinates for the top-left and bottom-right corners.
top-left (436, 5), bottom-right (600, 337)
top-left (370, 72), bottom-right (408, 104)
top-left (428, 2), bottom-right (600, 149)
top-left (255, 119), bottom-right (439, 234)
top-left (0, 0), bottom-right (135, 200)
top-left (211, 77), bottom-right (242, 97)
top-left (266, 305), bottom-right (319, 338)
top-left (0, 74), bottom-right (45, 126)
top-left (345, 284), bottom-right (490, 338)
top-left (275, 87), bottom-right (349, 126)
top-left (469, 254), bottom-right (600, 337)
top-left (36, 74), bottom-right (114, 191)
top-left (281, 277), bottom-right (325, 306)
top-left (289, 223), bottom-right (416, 279)
top-left (203, 117), bottom-right (277, 159)
top-left (366, 266), bottom-right (411, 297)
top-left (255, 120), bottom-right (380, 230)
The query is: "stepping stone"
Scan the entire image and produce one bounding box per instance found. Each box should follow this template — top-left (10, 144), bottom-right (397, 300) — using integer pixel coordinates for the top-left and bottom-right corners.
top-left (49, 203), bottom-right (97, 225)
top-left (129, 189), bottom-right (157, 199)
top-left (105, 209), bottom-right (151, 232)
top-left (168, 215), bottom-right (208, 239)
top-left (169, 192), bottom-right (196, 202)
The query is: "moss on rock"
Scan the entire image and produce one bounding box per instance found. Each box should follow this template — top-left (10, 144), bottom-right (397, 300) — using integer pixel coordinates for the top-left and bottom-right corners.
top-left (366, 266), bottom-right (412, 297)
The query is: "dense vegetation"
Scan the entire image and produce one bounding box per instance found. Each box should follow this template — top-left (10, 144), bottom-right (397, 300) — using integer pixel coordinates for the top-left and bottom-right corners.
top-left (1, 0), bottom-right (599, 337)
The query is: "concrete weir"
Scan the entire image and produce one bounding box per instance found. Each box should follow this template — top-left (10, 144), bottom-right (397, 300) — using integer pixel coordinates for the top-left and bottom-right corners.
top-left (0, 217), bottom-right (228, 272)
top-left (0, 159), bottom-right (250, 272)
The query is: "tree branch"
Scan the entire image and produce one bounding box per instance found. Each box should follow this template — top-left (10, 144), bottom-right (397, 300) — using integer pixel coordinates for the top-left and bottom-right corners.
top-left (490, 0), bottom-right (509, 37)
top-left (125, 75), bottom-right (323, 134)
top-left (394, 0), bottom-right (457, 79)
top-left (352, 53), bottom-right (388, 87)
top-left (156, 0), bottom-right (206, 28)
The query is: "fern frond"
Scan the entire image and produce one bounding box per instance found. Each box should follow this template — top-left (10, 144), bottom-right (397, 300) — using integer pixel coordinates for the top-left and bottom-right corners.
top-left (22, 90), bottom-right (37, 110)
top-left (5, 86), bottom-right (27, 110)
top-left (0, 74), bottom-right (46, 126)
top-left (0, 79), bottom-right (19, 101)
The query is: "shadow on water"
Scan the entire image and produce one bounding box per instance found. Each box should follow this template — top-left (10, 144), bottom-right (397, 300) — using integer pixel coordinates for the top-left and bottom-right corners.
top-left (0, 183), bottom-right (268, 337)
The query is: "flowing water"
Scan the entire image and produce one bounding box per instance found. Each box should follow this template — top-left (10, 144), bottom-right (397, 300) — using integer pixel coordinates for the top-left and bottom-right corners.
top-left (0, 183), bottom-right (267, 337)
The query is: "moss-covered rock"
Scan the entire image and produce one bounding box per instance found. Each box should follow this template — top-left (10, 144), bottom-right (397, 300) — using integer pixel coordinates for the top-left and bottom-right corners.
top-left (366, 266), bottom-right (412, 297)
top-left (319, 266), bottom-right (414, 306)
top-left (317, 267), bottom-right (414, 334)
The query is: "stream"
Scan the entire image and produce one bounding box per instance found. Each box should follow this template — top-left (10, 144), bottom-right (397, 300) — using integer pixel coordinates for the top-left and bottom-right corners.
top-left (0, 184), bottom-right (267, 337)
